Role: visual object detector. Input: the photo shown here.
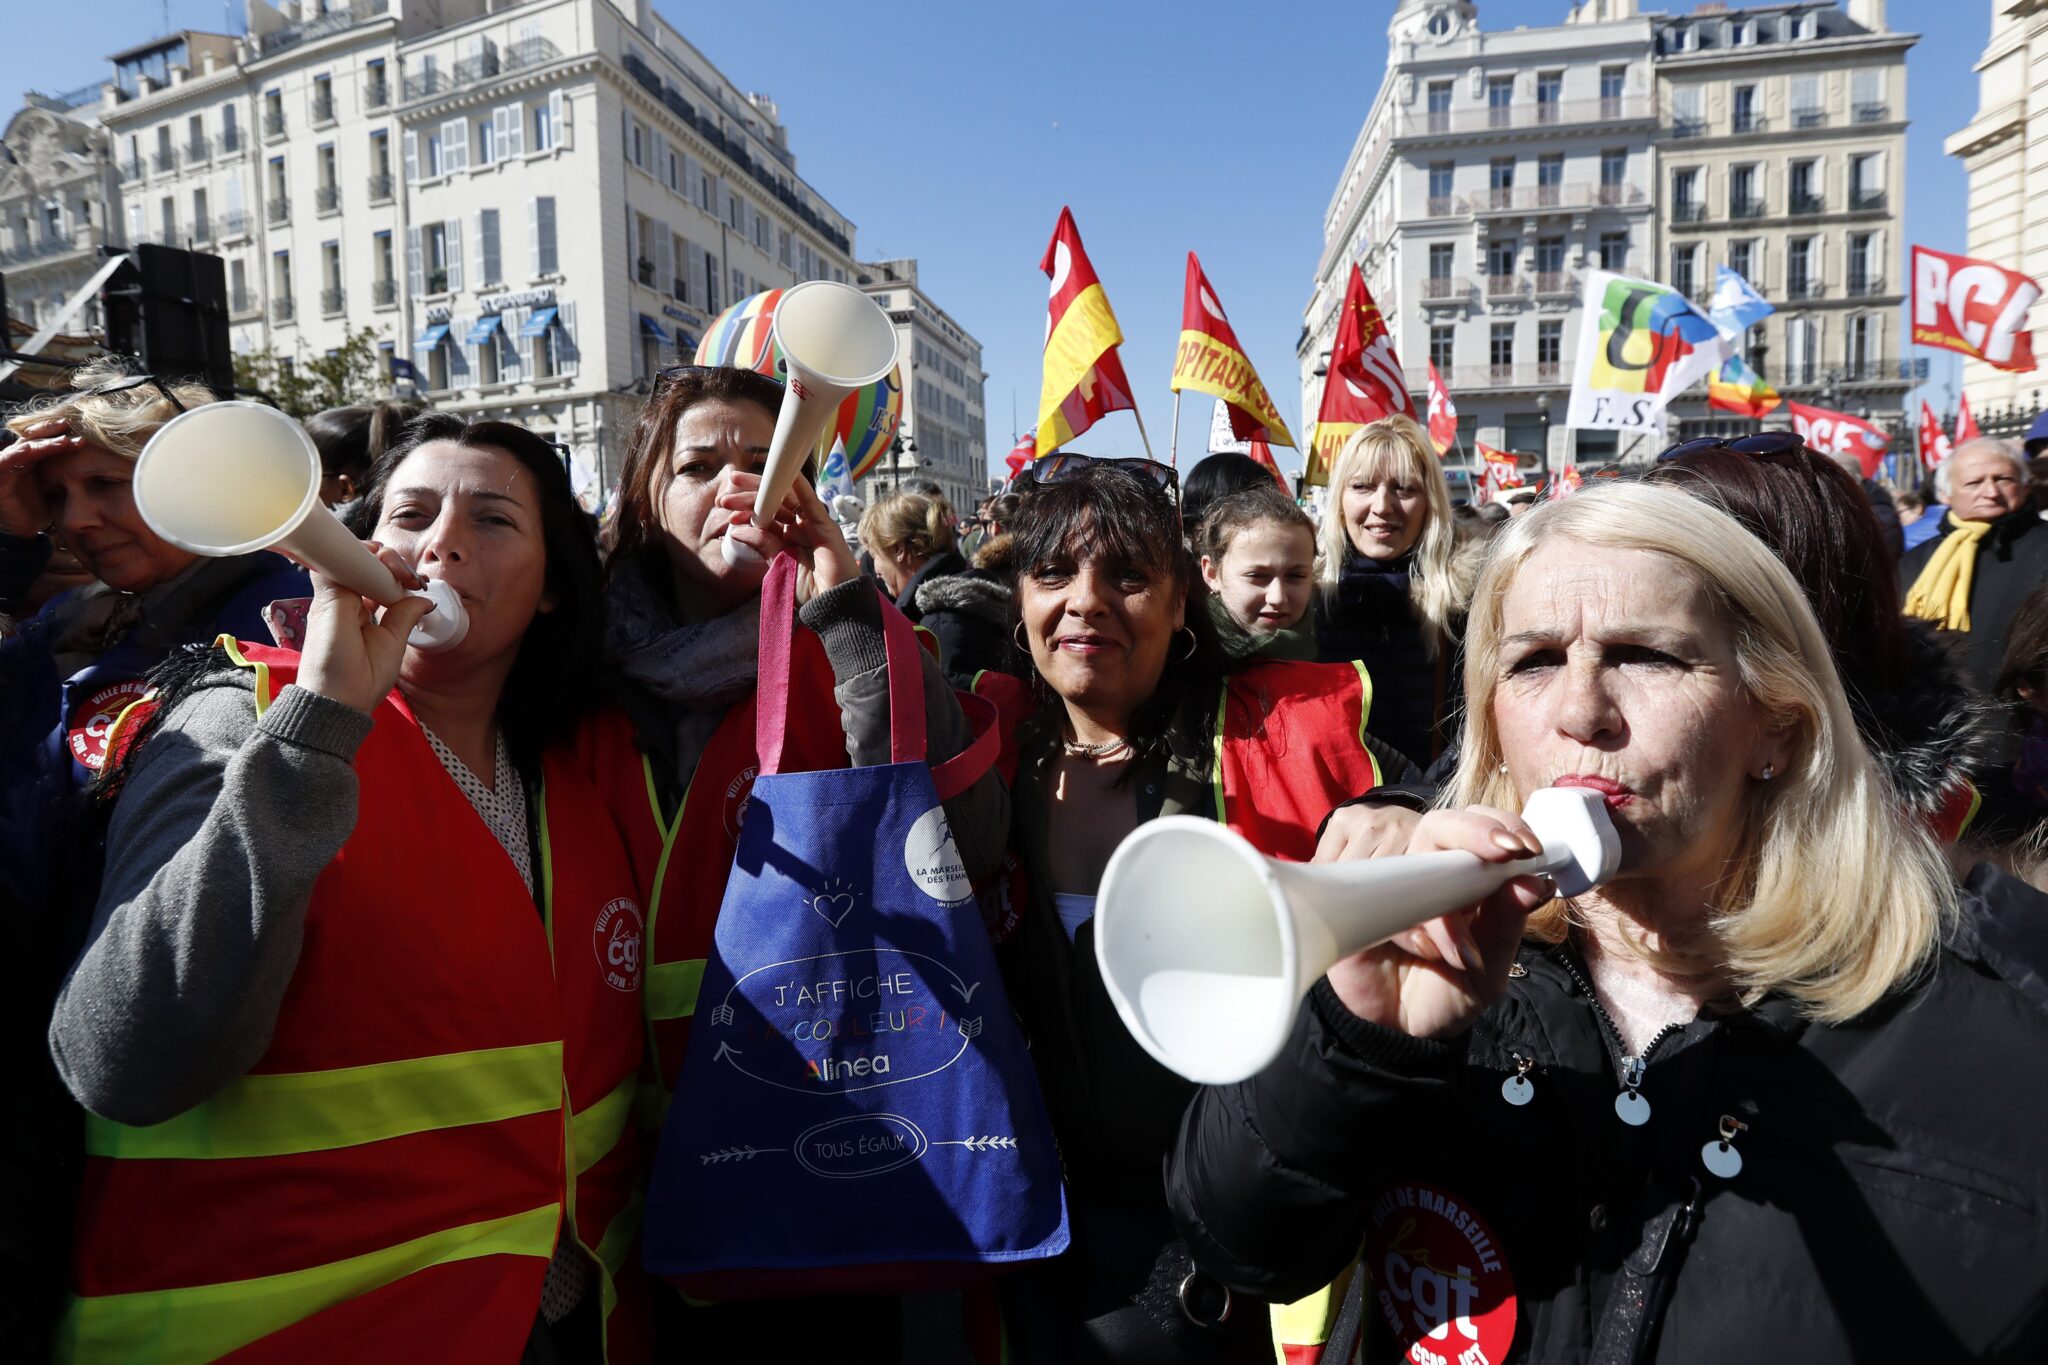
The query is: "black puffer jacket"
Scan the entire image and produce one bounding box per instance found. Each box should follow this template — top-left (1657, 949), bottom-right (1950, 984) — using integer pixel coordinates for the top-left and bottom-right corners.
top-left (1901, 507), bottom-right (2048, 690)
top-left (915, 570), bottom-right (1022, 690)
top-left (1167, 866), bottom-right (2048, 1364)
top-left (1313, 550), bottom-right (1448, 770)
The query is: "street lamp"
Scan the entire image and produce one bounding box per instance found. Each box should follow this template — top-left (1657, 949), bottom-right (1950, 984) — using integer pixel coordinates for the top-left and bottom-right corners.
top-left (1535, 391), bottom-right (1552, 474)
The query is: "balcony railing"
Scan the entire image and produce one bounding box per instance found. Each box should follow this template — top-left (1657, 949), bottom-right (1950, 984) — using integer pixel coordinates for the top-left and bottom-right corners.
top-left (636, 257), bottom-right (655, 287)
top-left (1784, 277), bottom-right (1826, 300)
top-left (1533, 272), bottom-right (1577, 296)
top-left (1425, 195), bottom-right (1457, 217)
top-left (1780, 359), bottom-right (1913, 387)
top-left (255, 0), bottom-right (389, 56)
top-left (1465, 183), bottom-right (1647, 214)
top-left (321, 287), bottom-right (345, 315)
top-left (222, 127), bottom-right (241, 153)
top-left (311, 95), bottom-right (336, 124)
top-left (219, 209), bottom-right (250, 239)
top-left (454, 53), bottom-right (500, 85)
top-left (1730, 197), bottom-right (1766, 220)
top-left (1791, 107), bottom-right (1828, 129)
top-left (1670, 118), bottom-right (1706, 139)
top-left (152, 149), bottom-right (176, 173)
top-left (263, 108), bottom-right (286, 139)
top-left (1849, 188), bottom-right (1887, 212)
top-left (1422, 276), bottom-right (1470, 301)
top-left (229, 287), bottom-right (256, 316)
top-left (1854, 102), bottom-right (1891, 124)
top-left (267, 196), bottom-right (291, 225)
top-left (316, 185), bottom-right (341, 213)
top-left (366, 77), bottom-right (389, 109)
top-left (1731, 112), bottom-right (1768, 134)
top-left (1415, 363), bottom-right (1573, 392)
top-left (427, 267), bottom-right (449, 293)
top-left (0, 232), bottom-right (79, 266)
top-left (402, 71), bottom-right (445, 100)
top-left (1672, 201), bottom-right (1708, 224)
top-left (372, 278), bottom-right (397, 305)
top-left (119, 158), bottom-right (143, 182)
top-left (367, 171), bottom-right (394, 201)
top-left (1846, 274), bottom-right (1887, 298)
top-left (190, 217), bottom-right (212, 244)
top-left (1789, 194), bottom-right (1825, 216)
top-left (503, 36), bottom-right (562, 72)
top-left (185, 137), bottom-right (210, 163)
top-left (273, 295), bottom-right (296, 322)
top-left (1486, 274), bottom-right (1529, 298)
top-left (1397, 94), bottom-right (1652, 138)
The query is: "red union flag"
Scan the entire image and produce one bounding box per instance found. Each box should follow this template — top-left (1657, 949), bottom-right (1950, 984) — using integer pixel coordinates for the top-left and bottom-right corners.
top-left (1426, 362), bottom-right (1458, 457)
top-left (1477, 442), bottom-right (1523, 504)
top-left (1171, 253), bottom-right (1296, 447)
top-left (1247, 436), bottom-right (1289, 490)
top-left (1308, 265), bottom-right (1414, 485)
top-left (1036, 207), bottom-right (1139, 450)
top-left (1958, 392), bottom-right (1983, 443)
top-left (1912, 245), bottom-right (2042, 373)
top-left (1787, 399), bottom-right (1891, 478)
top-left (1004, 430), bottom-right (1037, 477)
top-left (1917, 401), bottom-right (1953, 472)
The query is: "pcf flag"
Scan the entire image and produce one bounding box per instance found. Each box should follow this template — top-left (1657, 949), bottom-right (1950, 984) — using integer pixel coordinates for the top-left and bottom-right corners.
top-left (1567, 270), bottom-right (1731, 432)
top-left (1548, 464), bottom-right (1583, 501)
top-left (1918, 401), bottom-right (1954, 472)
top-left (1308, 264), bottom-right (1412, 485)
top-left (1912, 245), bottom-right (2041, 373)
top-left (1172, 253), bottom-right (1296, 447)
top-left (1426, 362), bottom-right (1458, 457)
top-left (1958, 393), bottom-right (1983, 443)
top-left (1477, 443), bottom-right (1523, 504)
top-left (1706, 351), bottom-right (1781, 418)
top-left (1787, 399), bottom-right (1891, 477)
top-left (1037, 208), bottom-right (1138, 449)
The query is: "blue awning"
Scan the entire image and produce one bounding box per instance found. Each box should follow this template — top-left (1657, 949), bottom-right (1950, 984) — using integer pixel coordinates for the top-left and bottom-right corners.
top-left (676, 332), bottom-right (699, 355)
top-left (520, 306), bottom-right (559, 338)
top-left (639, 313), bottom-right (672, 344)
top-left (412, 322), bottom-right (449, 350)
top-left (466, 314), bottom-right (503, 345)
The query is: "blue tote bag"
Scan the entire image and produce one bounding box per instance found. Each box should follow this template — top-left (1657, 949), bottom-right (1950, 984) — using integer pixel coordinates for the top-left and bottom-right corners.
top-left (644, 556), bottom-right (1069, 1298)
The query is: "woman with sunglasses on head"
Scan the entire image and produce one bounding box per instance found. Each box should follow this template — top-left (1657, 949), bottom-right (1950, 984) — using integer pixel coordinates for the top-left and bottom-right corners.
top-left (573, 364), bottom-right (1007, 1361)
top-left (50, 414), bottom-right (649, 1361)
top-left (991, 456), bottom-right (1418, 1364)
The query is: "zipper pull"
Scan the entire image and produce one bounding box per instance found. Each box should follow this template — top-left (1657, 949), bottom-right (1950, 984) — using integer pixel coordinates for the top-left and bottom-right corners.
top-left (1501, 1053), bottom-right (1535, 1107)
top-left (1614, 1055), bottom-right (1651, 1126)
top-left (1701, 1115), bottom-right (1748, 1179)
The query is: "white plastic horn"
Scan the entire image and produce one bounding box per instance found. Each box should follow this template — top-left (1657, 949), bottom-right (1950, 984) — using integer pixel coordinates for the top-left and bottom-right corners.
top-left (721, 280), bottom-right (899, 566)
top-left (1093, 787), bottom-right (1621, 1086)
top-left (131, 401), bottom-right (467, 651)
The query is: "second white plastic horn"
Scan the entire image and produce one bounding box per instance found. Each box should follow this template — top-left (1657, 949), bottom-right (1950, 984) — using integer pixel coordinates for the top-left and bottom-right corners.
top-left (131, 401), bottom-right (467, 651)
top-left (722, 280), bottom-right (899, 565)
top-left (1092, 787), bottom-right (1621, 1086)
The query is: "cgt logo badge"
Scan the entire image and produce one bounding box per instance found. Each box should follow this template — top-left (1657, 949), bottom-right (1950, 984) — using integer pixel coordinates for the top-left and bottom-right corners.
top-left (67, 680), bottom-right (153, 772)
top-left (1363, 1181), bottom-right (1516, 1365)
top-left (593, 897), bottom-right (645, 992)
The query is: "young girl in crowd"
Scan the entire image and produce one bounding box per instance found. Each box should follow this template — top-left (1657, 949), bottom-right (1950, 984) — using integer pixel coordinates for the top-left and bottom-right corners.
top-left (1196, 483), bottom-right (1318, 660)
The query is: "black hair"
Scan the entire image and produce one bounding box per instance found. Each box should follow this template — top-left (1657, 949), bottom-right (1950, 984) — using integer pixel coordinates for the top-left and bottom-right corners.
top-left (1181, 451), bottom-right (1279, 536)
top-left (1997, 582), bottom-right (2048, 702)
top-left (345, 411), bottom-right (607, 771)
top-left (305, 401), bottom-right (424, 481)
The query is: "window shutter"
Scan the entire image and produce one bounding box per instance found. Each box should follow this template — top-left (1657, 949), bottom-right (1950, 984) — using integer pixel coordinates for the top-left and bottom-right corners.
top-left (656, 222), bottom-right (674, 294)
top-left (550, 89), bottom-right (571, 149)
top-left (504, 104), bottom-right (524, 158)
top-left (407, 225), bottom-right (423, 297)
top-left (627, 211), bottom-right (640, 273)
top-left (537, 196), bottom-right (558, 275)
top-left (559, 300), bottom-right (578, 375)
top-left (403, 130), bottom-right (418, 183)
top-left (477, 208), bottom-right (500, 286)
top-left (441, 118), bottom-right (467, 173)
top-left (492, 107), bottom-right (510, 162)
top-left (446, 217), bottom-right (463, 292)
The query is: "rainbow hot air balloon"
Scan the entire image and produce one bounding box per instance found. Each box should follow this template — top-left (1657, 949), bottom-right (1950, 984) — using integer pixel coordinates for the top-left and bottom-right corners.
top-left (694, 290), bottom-right (785, 375)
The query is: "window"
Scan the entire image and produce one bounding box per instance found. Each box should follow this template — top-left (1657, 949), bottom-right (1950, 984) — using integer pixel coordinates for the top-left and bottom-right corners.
top-left (1537, 320), bottom-right (1562, 375)
top-left (532, 100), bottom-right (554, 151)
top-left (316, 143), bottom-right (337, 211)
top-left (1672, 87), bottom-right (1703, 136)
top-left (1537, 72), bottom-right (1562, 121)
top-left (1536, 154), bottom-right (1562, 205)
top-left (1671, 244), bottom-right (1698, 298)
top-left (1490, 322), bottom-right (1515, 373)
top-left (1848, 232), bottom-right (1875, 293)
top-left (1672, 166), bottom-right (1700, 220)
top-left (1733, 84), bottom-right (1759, 133)
top-left (1598, 230), bottom-right (1629, 272)
top-left (312, 73), bottom-right (334, 123)
top-left (158, 195), bottom-right (175, 242)
top-left (1790, 159), bottom-right (1819, 213)
top-left (366, 57), bottom-right (388, 108)
top-left (1785, 315), bottom-right (1817, 383)
top-left (476, 117), bottom-right (495, 167)
top-left (630, 119), bottom-right (645, 168)
top-left (1430, 325), bottom-right (1454, 371)
top-left (530, 196), bottom-right (558, 276)
top-left (1847, 313), bottom-right (1875, 374)
top-left (221, 102), bottom-right (239, 152)
top-left (1791, 75), bottom-right (1823, 128)
top-left (1730, 163), bottom-right (1758, 217)
top-left (321, 240), bottom-right (342, 314)
top-left (229, 258), bottom-right (248, 309)
top-left (263, 88), bottom-right (283, 137)
top-left (1488, 76), bottom-right (1514, 127)
top-left (186, 114), bottom-right (205, 160)
top-left (732, 264), bottom-right (746, 302)
top-left (191, 188), bottom-right (209, 242)
top-left (1487, 237), bottom-right (1517, 280)
top-left (1787, 236), bottom-right (1814, 298)
top-left (1535, 236), bottom-right (1564, 276)
top-left (424, 219), bottom-right (463, 293)
top-left (373, 230), bottom-right (395, 302)
top-left (1853, 69), bottom-right (1885, 122)
top-left (1850, 153), bottom-right (1883, 209)
top-left (155, 124), bottom-right (173, 172)
top-left (1601, 65), bottom-right (1626, 108)
top-left (476, 208), bottom-right (501, 287)
top-left (1428, 162), bottom-right (1453, 203)
top-left (1489, 157), bottom-right (1513, 208)
top-left (1429, 242), bottom-right (1454, 279)
top-left (1600, 149), bottom-right (1626, 191)
top-left (1427, 81), bottom-right (1453, 131)
top-left (273, 249), bottom-right (292, 300)
top-left (1729, 238), bottom-right (1755, 281)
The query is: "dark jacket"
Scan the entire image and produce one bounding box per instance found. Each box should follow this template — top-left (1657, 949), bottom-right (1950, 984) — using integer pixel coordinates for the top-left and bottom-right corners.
top-left (1314, 549), bottom-right (1455, 770)
top-left (1900, 507), bottom-right (2048, 690)
top-left (915, 569), bottom-right (1022, 690)
top-left (1167, 866), bottom-right (2048, 1364)
top-left (893, 547), bottom-right (968, 624)
top-left (1862, 477), bottom-right (1904, 560)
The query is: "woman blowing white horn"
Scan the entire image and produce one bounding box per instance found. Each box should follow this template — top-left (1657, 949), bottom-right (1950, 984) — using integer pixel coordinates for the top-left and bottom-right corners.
top-left (1166, 482), bottom-right (2048, 1363)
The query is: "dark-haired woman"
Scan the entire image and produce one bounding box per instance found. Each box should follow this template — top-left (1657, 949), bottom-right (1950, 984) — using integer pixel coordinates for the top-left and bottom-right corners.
top-left (305, 399), bottom-right (423, 508)
top-left (992, 458), bottom-right (1417, 1364)
top-left (49, 414), bottom-right (649, 1361)
top-left (574, 365), bottom-right (1007, 1360)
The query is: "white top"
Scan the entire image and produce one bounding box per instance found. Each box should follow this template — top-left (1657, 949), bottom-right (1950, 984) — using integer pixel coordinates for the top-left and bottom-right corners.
top-left (1054, 892), bottom-right (1097, 944)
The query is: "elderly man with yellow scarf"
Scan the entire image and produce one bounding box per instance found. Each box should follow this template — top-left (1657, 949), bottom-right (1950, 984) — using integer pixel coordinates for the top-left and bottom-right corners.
top-left (1902, 437), bottom-right (2048, 690)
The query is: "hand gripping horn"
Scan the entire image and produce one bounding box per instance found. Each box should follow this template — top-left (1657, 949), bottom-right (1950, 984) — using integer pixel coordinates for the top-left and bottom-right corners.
top-left (1092, 787), bottom-right (1621, 1085)
top-left (720, 280), bottom-right (900, 565)
top-left (130, 401), bottom-right (466, 650)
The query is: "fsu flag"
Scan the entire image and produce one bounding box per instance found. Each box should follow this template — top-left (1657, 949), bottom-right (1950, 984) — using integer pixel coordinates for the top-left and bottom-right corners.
top-left (1958, 393), bottom-right (1983, 443)
top-left (1787, 399), bottom-right (1891, 478)
top-left (1037, 208), bottom-right (1138, 450)
top-left (1705, 351), bottom-right (1781, 419)
top-left (1917, 401), bottom-right (1954, 472)
top-left (1308, 265), bottom-right (1414, 485)
top-left (1171, 254), bottom-right (1296, 447)
top-left (1912, 245), bottom-right (2041, 373)
top-left (1567, 270), bottom-right (1731, 432)
top-left (1426, 362), bottom-right (1458, 457)
top-left (1477, 442), bottom-right (1524, 504)
top-left (1004, 430), bottom-right (1038, 477)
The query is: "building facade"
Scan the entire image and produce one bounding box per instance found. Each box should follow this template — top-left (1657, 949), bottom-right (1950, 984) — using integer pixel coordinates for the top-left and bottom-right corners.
top-left (1946, 0), bottom-right (2048, 412)
top-left (1654, 0), bottom-right (1912, 441)
top-left (28, 0), bottom-right (867, 495)
top-left (0, 90), bottom-right (119, 335)
top-left (855, 257), bottom-right (987, 513)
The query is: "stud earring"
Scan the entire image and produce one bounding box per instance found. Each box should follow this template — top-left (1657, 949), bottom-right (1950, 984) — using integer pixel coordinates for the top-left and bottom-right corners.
top-left (1760, 763), bottom-right (1776, 781)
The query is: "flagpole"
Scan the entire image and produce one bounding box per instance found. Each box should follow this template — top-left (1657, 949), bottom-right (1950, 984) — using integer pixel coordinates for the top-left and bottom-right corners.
top-left (1168, 391), bottom-right (1182, 470)
top-left (1130, 403), bottom-right (1159, 464)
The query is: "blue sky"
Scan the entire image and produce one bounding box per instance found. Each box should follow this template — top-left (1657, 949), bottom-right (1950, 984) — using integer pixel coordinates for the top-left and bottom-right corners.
top-left (1, 2), bottom-right (1990, 478)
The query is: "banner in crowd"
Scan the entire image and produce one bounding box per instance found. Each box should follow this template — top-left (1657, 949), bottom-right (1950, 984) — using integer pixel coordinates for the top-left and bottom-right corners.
top-left (1787, 399), bottom-right (1891, 477)
top-left (1705, 351), bottom-right (1781, 418)
top-left (1958, 392), bottom-right (1983, 443)
top-left (1918, 400), bottom-right (1954, 472)
top-left (817, 437), bottom-right (853, 502)
top-left (1427, 361), bottom-right (1458, 457)
top-left (1477, 442), bottom-right (1523, 504)
top-left (1037, 207), bottom-right (1139, 449)
top-left (1172, 254), bottom-right (1296, 448)
top-left (1206, 397), bottom-right (1251, 455)
top-left (1549, 464), bottom-right (1583, 500)
top-left (1004, 430), bottom-right (1037, 477)
top-left (1708, 264), bottom-right (1775, 339)
top-left (1566, 270), bottom-right (1731, 432)
top-left (1308, 265), bottom-right (1413, 485)
top-left (1911, 245), bottom-right (2041, 373)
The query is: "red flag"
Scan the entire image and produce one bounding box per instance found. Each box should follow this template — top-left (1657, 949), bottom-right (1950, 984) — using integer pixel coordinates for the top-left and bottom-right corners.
top-left (1004, 430), bottom-right (1037, 477)
top-left (1917, 401), bottom-right (1953, 472)
top-left (1548, 464), bottom-right (1583, 501)
top-left (1476, 442), bottom-right (1524, 504)
top-left (1171, 254), bottom-right (1296, 446)
top-left (1912, 245), bottom-right (2041, 372)
top-left (1787, 399), bottom-right (1891, 478)
top-left (1247, 436), bottom-right (1289, 490)
top-left (1957, 393), bottom-right (1983, 443)
top-left (1426, 362), bottom-right (1458, 458)
top-left (1037, 208), bottom-right (1138, 449)
top-left (1308, 265), bottom-right (1414, 484)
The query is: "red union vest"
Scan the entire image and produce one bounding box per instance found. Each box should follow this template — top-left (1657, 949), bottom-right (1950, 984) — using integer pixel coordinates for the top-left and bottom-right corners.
top-left (61, 641), bottom-right (649, 1364)
top-left (1213, 658), bottom-right (1384, 862)
top-left (574, 627), bottom-right (851, 1114)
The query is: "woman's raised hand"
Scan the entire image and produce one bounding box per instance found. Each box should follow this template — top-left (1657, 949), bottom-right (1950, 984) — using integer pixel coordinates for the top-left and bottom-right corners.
top-left (0, 417), bottom-right (81, 537)
top-left (717, 471), bottom-right (859, 603)
top-left (295, 543), bottom-right (433, 715)
top-left (1322, 806), bottom-right (1553, 1041)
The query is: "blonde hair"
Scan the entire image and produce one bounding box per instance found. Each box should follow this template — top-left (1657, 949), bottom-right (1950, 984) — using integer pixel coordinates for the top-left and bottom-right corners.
top-left (1449, 481), bottom-right (1954, 1024)
top-left (859, 492), bottom-right (956, 563)
top-left (4, 357), bottom-right (217, 461)
top-left (1317, 415), bottom-right (1460, 655)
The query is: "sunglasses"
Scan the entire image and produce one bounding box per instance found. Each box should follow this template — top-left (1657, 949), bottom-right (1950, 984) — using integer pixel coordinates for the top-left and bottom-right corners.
top-left (81, 373), bottom-right (189, 414)
top-left (1656, 431), bottom-right (1805, 463)
top-left (1016, 454), bottom-right (1180, 502)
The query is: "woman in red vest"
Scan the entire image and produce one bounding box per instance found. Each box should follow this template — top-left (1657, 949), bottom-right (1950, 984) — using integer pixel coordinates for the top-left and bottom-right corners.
top-left (49, 414), bottom-right (649, 1363)
top-left (577, 365), bottom-right (1008, 1359)
top-left (988, 457), bottom-right (1415, 1364)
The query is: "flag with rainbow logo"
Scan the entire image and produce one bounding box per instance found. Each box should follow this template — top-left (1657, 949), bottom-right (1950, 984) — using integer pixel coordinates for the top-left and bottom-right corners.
top-left (1566, 270), bottom-right (1731, 433)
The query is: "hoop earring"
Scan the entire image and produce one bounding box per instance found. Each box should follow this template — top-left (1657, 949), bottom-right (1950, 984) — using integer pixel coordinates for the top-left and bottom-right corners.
top-left (1013, 623), bottom-right (1030, 654)
top-left (1176, 627), bottom-right (1199, 663)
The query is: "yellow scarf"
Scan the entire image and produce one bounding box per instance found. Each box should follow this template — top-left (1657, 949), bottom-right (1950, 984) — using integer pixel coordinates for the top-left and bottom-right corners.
top-left (1904, 518), bottom-right (1993, 632)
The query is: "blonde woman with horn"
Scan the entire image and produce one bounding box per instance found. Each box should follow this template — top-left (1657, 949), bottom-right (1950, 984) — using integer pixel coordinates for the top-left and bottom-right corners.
top-left (1168, 481), bottom-right (2048, 1363)
top-left (1313, 414), bottom-right (1479, 768)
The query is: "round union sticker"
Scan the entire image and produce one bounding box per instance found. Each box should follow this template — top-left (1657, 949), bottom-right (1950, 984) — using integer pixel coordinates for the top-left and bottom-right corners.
top-left (67, 680), bottom-right (153, 772)
top-left (904, 806), bottom-right (973, 906)
top-left (593, 897), bottom-right (644, 992)
top-left (723, 765), bottom-right (758, 839)
top-left (1362, 1181), bottom-right (1517, 1365)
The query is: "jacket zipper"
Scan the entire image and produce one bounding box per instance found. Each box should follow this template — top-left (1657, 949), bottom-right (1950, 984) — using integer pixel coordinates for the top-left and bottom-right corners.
top-left (1551, 948), bottom-right (1685, 1090)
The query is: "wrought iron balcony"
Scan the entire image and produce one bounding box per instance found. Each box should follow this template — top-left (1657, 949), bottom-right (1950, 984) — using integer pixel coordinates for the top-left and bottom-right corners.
top-left (229, 287), bottom-right (256, 316)
top-left (267, 196), bottom-right (291, 225)
top-left (1853, 102), bottom-right (1891, 124)
top-left (367, 172), bottom-right (394, 201)
top-left (321, 287), bottom-right (345, 315)
top-left (1730, 197), bottom-right (1767, 220)
top-left (316, 185), bottom-right (341, 213)
top-left (1789, 194), bottom-right (1825, 216)
top-left (372, 278), bottom-right (397, 305)
top-left (1849, 189), bottom-right (1887, 212)
top-left (366, 78), bottom-right (389, 110)
top-left (273, 295), bottom-right (296, 322)
top-left (1792, 107), bottom-right (1828, 130)
top-left (263, 108), bottom-right (286, 139)
top-left (311, 96), bottom-right (336, 125)
top-left (1672, 201), bottom-right (1708, 224)
top-left (152, 149), bottom-right (176, 173)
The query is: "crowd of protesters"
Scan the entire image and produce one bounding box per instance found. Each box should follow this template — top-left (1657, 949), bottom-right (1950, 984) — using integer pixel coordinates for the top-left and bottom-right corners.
top-left (4, 356), bottom-right (2048, 1364)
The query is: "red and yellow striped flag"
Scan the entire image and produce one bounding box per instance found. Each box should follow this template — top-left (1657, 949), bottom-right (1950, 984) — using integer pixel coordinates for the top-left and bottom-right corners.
top-left (1036, 208), bottom-right (1137, 450)
top-left (1170, 253), bottom-right (1296, 448)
